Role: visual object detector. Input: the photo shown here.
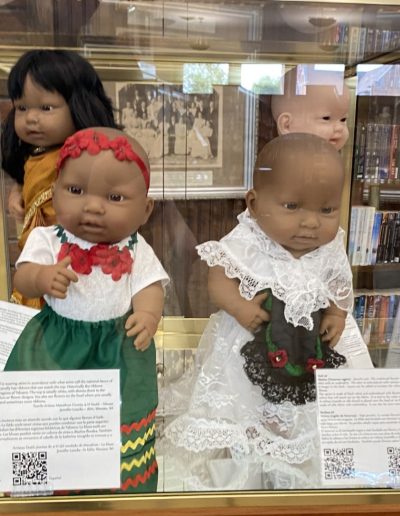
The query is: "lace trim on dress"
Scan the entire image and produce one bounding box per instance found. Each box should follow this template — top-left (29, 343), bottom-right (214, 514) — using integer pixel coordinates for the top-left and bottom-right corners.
top-left (164, 412), bottom-right (318, 464)
top-left (240, 338), bottom-right (346, 404)
top-left (197, 210), bottom-right (353, 331)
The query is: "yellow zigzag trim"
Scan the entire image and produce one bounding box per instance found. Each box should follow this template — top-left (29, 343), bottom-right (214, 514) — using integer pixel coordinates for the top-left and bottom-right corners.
top-left (121, 425), bottom-right (155, 454)
top-left (121, 447), bottom-right (155, 472)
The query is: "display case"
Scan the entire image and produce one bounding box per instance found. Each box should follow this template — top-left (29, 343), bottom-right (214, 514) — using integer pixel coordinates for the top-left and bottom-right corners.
top-left (0, 1), bottom-right (400, 515)
top-left (349, 66), bottom-right (400, 370)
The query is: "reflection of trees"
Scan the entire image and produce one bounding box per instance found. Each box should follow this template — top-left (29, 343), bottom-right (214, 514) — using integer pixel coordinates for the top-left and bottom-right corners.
top-left (183, 63), bottom-right (227, 94)
top-left (252, 77), bottom-right (282, 95)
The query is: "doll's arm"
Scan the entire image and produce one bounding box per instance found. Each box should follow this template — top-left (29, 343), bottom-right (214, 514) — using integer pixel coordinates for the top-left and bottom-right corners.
top-left (208, 265), bottom-right (269, 332)
top-left (320, 304), bottom-right (347, 347)
top-left (125, 281), bottom-right (164, 351)
top-left (13, 256), bottom-right (78, 299)
top-left (8, 181), bottom-right (25, 222)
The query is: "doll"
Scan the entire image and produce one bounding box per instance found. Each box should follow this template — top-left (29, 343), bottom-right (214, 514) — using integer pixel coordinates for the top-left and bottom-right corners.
top-left (271, 66), bottom-right (350, 151)
top-left (4, 127), bottom-right (169, 493)
top-left (1, 49), bottom-right (118, 308)
top-left (163, 133), bottom-right (357, 491)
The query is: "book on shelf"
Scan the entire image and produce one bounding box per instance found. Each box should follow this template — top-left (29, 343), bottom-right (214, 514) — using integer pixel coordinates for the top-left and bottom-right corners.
top-left (348, 206), bottom-right (359, 263)
top-left (349, 205), bottom-right (376, 266)
top-left (354, 122), bottom-right (400, 182)
top-left (377, 211), bottom-right (399, 264)
top-left (365, 27), bottom-right (375, 56)
top-left (389, 124), bottom-right (399, 180)
top-left (348, 25), bottom-right (360, 63)
top-left (376, 295), bottom-right (389, 346)
top-left (364, 123), bottom-right (379, 181)
top-left (361, 206), bottom-right (376, 265)
top-left (357, 26), bottom-right (367, 61)
top-left (377, 124), bottom-right (392, 180)
top-left (352, 27), bottom-right (400, 59)
top-left (353, 291), bottom-right (400, 347)
top-left (392, 216), bottom-right (400, 263)
top-left (376, 211), bottom-right (390, 264)
top-left (351, 206), bottom-right (364, 266)
top-left (349, 208), bottom-right (400, 266)
top-left (370, 211), bottom-right (383, 265)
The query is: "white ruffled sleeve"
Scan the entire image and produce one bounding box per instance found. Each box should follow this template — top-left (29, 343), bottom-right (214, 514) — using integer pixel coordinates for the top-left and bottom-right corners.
top-left (197, 210), bottom-right (353, 330)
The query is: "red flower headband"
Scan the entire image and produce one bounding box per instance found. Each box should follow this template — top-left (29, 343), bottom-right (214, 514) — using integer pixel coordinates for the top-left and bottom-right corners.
top-left (57, 129), bottom-right (150, 191)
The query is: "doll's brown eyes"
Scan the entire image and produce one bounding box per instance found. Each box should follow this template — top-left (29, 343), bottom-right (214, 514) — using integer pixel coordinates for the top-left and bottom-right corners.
top-left (283, 202), bottom-right (298, 210)
top-left (68, 186), bottom-right (83, 195)
top-left (109, 193), bottom-right (124, 202)
top-left (321, 207), bottom-right (333, 214)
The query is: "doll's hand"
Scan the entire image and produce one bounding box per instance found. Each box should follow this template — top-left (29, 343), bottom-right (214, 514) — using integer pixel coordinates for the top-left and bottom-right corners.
top-left (320, 314), bottom-right (346, 347)
top-left (125, 311), bottom-right (159, 351)
top-left (8, 183), bottom-right (25, 222)
top-left (232, 291), bottom-right (270, 333)
top-left (35, 256), bottom-right (79, 299)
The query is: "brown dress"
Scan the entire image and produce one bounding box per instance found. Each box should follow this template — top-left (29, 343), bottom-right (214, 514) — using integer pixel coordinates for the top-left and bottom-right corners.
top-left (11, 147), bottom-right (60, 309)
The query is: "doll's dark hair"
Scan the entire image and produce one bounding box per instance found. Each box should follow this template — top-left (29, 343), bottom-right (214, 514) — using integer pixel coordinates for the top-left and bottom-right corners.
top-left (1, 49), bottom-right (118, 183)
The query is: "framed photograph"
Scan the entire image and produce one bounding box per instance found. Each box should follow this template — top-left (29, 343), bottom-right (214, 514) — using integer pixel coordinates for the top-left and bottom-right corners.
top-left (104, 81), bottom-right (255, 199)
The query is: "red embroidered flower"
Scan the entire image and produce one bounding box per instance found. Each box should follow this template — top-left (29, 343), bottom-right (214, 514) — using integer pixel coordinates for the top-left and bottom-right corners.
top-left (57, 138), bottom-right (82, 170)
top-left (85, 131), bottom-right (111, 155)
top-left (57, 243), bottom-right (92, 274)
top-left (110, 136), bottom-right (136, 161)
top-left (89, 244), bottom-right (115, 266)
top-left (57, 234), bottom-right (133, 280)
top-left (101, 246), bottom-right (133, 281)
top-left (268, 350), bottom-right (288, 368)
top-left (88, 244), bottom-right (133, 281)
top-left (68, 244), bottom-right (92, 274)
top-left (305, 358), bottom-right (325, 373)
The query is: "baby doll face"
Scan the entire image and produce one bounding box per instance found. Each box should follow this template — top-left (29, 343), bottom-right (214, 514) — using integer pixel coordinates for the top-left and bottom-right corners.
top-left (53, 150), bottom-right (153, 244)
top-left (13, 74), bottom-right (75, 148)
top-left (275, 85), bottom-right (350, 151)
top-left (247, 146), bottom-right (344, 258)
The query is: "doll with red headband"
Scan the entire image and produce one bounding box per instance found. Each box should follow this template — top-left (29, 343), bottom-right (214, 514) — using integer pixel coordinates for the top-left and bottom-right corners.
top-left (4, 127), bottom-right (169, 493)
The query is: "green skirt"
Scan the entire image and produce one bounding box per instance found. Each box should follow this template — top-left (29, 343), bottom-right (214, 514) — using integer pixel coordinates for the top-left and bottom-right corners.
top-left (5, 304), bottom-right (158, 493)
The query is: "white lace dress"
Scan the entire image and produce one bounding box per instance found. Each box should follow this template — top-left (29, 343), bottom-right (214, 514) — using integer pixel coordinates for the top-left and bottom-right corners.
top-left (162, 210), bottom-right (355, 491)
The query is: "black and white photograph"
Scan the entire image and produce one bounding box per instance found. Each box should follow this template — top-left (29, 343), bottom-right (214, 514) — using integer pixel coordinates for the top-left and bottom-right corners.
top-left (115, 82), bottom-right (222, 170)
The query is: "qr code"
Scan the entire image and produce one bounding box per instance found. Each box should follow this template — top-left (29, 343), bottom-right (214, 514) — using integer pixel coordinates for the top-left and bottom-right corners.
top-left (12, 452), bottom-right (48, 486)
top-left (323, 448), bottom-right (355, 480)
top-left (387, 447), bottom-right (400, 478)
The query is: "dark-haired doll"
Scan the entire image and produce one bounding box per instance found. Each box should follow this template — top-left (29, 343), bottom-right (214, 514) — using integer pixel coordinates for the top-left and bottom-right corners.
top-left (1, 49), bottom-right (117, 308)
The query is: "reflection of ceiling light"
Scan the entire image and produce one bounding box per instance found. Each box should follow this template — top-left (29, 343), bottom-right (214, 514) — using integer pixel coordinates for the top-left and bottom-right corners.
top-left (190, 38), bottom-right (210, 51)
top-left (189, 16), bottom-right (209, 51)
top-left (318, 44), bottom-right (339, 52)
top-left (308, 16), bottom-right (336, 27)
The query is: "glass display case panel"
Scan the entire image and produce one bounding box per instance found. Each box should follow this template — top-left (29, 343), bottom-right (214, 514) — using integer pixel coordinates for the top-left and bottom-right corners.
top-left (350, 63), bottom-right (400, 369)
top-left (0, 0), bottom-right (400, 514)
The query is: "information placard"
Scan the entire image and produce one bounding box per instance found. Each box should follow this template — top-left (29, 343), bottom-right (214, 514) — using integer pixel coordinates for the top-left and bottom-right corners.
top-left (0, 369), bottom-right (120, 494)
top-left (316, 368), bottom-right (400, 488)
